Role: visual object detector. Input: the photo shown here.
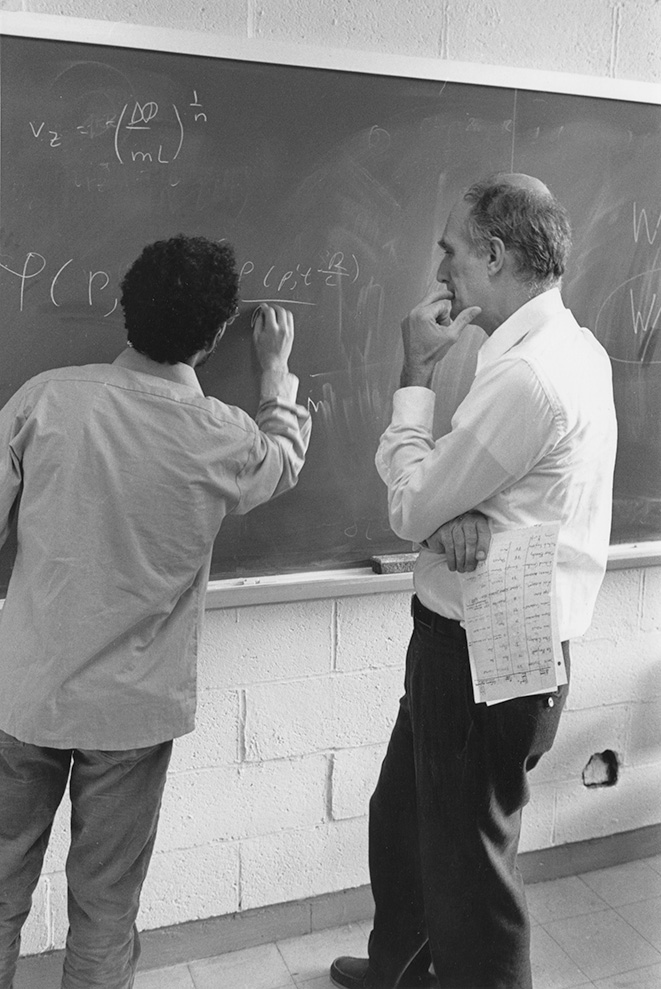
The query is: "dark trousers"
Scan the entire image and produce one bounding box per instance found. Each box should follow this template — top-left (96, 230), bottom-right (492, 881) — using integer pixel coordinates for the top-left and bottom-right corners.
top-left (367, 597), bottom-right (569, 989)
top-left (0, 731), bottom-right (172, 989)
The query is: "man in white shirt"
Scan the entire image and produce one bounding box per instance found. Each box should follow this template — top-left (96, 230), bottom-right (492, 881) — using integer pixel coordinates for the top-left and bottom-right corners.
top-left (331, 175), bottom-right (617, 989)
top-left (0, 235), bottom-right (310, 989)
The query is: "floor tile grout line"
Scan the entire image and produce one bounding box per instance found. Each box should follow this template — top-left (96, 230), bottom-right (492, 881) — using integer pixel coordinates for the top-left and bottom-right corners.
top-left (539, 906), bottom-right (661, 986)
top-left (534, 916), bottom-right (595, 987)
top-left (187, 958), bottom-right (199, 989)
top-left (575, 874), bottom-right (661, 910)
top-left (530, 903), bottom-right (613, 927)
top-left (134, 859), bottom-right (661, 986)
top-left (611, 902), bottom-right (661, 956)
top-left (572, 872), bottom-right (618, 912)
top-left (274, 939), bottom-right (297, 980)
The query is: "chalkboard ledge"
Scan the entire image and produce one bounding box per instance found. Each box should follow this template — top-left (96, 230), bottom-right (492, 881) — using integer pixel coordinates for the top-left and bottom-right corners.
top-left (205, 567), bottom-right (414, 609)
top-left (0, 545), bottom-right (657, 611)
top-left (204, 542), bottom-right (661, 609)
top-left (607, 541), bottom-right (661, 572)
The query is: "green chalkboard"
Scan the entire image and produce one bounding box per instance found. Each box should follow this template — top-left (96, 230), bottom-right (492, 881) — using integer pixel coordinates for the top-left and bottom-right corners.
top-left (1, 32), bottom-right (660, 591)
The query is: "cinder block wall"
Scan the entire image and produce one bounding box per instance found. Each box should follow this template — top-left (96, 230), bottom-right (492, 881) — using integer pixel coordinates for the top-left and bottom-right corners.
top-left (5, 0), bottom-right (660, 958)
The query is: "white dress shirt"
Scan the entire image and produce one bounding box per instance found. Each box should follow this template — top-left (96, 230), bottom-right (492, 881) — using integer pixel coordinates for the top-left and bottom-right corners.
top-left (376, 288), bottom-right (617, 640)
top-left (0, 348), bottom-right (311, 749)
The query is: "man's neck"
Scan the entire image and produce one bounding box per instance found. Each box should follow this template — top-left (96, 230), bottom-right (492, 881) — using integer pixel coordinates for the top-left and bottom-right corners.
top-left (481, 284), bottom-right (556, 337)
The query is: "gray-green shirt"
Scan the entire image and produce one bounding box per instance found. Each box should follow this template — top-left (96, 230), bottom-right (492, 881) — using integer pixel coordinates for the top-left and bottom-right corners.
top-left (0, 348), bottom-right (310, 748)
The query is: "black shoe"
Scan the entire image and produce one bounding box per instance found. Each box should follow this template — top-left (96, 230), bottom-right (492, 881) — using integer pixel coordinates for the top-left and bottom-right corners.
top-left (330, 956), bottom-right (439, 989)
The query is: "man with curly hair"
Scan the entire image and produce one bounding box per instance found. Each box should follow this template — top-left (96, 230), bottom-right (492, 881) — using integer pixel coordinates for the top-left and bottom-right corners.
top-left (0, 234), bottom-right (311, 989)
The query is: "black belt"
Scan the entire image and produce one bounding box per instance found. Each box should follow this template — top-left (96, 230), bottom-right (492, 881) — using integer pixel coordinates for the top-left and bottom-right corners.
top-left (411, 595), bottom-right (466, 639)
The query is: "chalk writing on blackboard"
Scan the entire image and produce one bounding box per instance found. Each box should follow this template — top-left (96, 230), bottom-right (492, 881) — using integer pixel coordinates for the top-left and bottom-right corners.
top-left (0, 248), bottom-right (363, 317)
top-left (2, 31), bottom-right (660, 588)
top-left (632, 203), bottom-right (661, 245)
top-left (595, 272), bottom-right (661, 367)
top-left (26, 90), bottom-right (207, 167)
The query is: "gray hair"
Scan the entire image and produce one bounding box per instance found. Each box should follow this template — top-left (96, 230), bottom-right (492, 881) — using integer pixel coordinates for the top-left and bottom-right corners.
top-left (462, 177), bottom-right (572, 294)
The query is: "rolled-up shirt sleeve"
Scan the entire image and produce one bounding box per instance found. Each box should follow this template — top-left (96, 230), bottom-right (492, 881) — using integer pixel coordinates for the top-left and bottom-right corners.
top-left (232, 370), bottom-right (311, 514)
top-left (375, 359), bottom-right (561, 543)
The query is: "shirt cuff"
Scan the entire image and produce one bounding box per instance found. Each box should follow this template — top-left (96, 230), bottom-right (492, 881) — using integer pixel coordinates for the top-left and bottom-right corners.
top-left (259, 369), bottom-right (300, 405)
top-left (391, 386), bottom-right (435, 426)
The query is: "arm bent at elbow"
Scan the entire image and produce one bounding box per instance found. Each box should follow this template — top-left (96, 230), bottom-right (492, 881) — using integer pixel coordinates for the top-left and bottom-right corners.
top-left (231, 379), bottom-right (311, 516)
top-left (378, 425), bottom-right (510, 544)
top-left (232, 303), bottom-right (312, 512)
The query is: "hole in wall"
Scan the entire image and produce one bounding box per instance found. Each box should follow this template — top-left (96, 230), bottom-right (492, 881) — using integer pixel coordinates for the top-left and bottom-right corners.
top-left (582, 749), bottom-right (620, 788)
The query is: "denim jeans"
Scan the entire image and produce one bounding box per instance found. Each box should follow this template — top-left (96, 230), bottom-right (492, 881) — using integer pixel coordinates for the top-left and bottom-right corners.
top-left (0, 731), bottom-right (172, 989)
top-left (366, 597), bottom-right (570, 989)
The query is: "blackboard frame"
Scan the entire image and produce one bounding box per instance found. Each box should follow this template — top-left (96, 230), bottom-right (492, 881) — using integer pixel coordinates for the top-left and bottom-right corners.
top-left (1, 10), bottom-right (660, 606)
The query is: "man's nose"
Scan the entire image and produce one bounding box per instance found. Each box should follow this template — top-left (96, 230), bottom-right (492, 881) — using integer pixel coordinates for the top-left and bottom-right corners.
top-left (437, 256), bottom-right (449, 282)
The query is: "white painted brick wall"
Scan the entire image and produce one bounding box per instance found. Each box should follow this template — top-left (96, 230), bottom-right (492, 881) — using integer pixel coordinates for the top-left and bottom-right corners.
top-left (628, 698), bottom-right (661, 767)
top-left (336, 594), bottom-right (412, 671)
top-left (554, 763), bottom-right (661, 846)
top-left (520, 781), bottom-right (556, 853)
top-left (529, 706), bottom-right (631, 786)
top-left (155, 756), bottom-right (329, 850)
top-left (10, 0), bottom-right (661, 958)
top-left (240, 819), bottom-right (369, 910)
top-left (168, 689), bottom-right (241, 772)
top-left (244, 668), bottom-right (403, 761)
top-left (331, 745), bottom-right (388, 820)
top-left (20, 879), bottom-right (50, 956)
top-left (139, 842), bottom-right (240, 928)
top-left (198, 601), bottom-right (334, 688)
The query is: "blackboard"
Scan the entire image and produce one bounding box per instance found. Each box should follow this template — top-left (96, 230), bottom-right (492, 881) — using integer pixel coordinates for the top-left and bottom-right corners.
top-left (1, 31), bottom-right (660, 590)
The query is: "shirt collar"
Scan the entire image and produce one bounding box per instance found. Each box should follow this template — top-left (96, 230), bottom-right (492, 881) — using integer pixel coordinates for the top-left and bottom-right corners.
top-left (113, 347), bottom-right (204, 395)
top-left (475, 287), bottom-right (566, 375)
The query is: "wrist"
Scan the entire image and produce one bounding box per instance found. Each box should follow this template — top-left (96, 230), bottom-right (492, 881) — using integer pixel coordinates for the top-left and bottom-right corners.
top-left (400, 362), bottom-right (434, 388)
top-left (260, 365), bottom-right (294, 401)
top-left (260, 361), bottom-right (289, 375)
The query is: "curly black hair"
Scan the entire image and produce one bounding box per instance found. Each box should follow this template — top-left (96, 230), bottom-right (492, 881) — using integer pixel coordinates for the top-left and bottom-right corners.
top-left (120, 235), bottom-right (240, 364)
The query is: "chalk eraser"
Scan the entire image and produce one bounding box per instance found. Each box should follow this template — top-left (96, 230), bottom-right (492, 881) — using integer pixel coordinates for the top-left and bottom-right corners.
top-left (370, 553), bottom-right (418, 574)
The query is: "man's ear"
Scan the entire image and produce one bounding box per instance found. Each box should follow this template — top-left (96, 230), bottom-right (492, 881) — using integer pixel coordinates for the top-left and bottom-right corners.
top-left (487, 237), bottom-right (506, 275)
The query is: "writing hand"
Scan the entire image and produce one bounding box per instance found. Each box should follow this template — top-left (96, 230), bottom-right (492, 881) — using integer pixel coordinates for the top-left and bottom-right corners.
top-left (253, 304), bottom-right (294, 373)
top-left (400, 287), bottom-right (481, 388)
top-left (423, 510), bottom-right (491, 572)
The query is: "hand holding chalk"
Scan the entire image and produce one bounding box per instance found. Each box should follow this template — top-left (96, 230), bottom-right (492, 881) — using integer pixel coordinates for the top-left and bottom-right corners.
top-left (251, 305), bottom-right (265, 331)
top-left (252, 303), bottom-right (294, 372)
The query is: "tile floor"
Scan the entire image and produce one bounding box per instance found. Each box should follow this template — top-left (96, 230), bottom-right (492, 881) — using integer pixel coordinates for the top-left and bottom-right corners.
top-left (133, 855), bottom-right (661, 989)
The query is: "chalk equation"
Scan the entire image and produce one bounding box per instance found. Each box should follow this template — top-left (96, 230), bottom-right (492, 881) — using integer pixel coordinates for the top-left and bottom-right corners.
top-left (0, 249), bottom-right (362, 318)
top-left (461, 522), bottom-right (566, 705)
top-left (27, 90), bottom-right (207, 168)
top-left (239, 252), bottom-right (360, 303)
